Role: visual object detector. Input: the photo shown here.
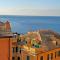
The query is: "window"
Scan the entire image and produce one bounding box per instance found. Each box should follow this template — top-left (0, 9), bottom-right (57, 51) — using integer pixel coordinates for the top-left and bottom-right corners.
top-left (58, 51), bottom-right (60, 56)
top-left (26, 41), bottom-right (27, 44)
top-left (40, 56), bottom-right (43, 60)
top-left (16, 47), bottom-right (18, 52)
top-left (18, 57), bottom-right (20, 60)
top-left (47, 54), bottom-right (49, 60)
top-left (27, 56), bottom-right (30, 60)
top-left (18, 48), bottom-right (21, 53)
top-left (47, 53), bottom-right (53, 60)
top-left (55, 52), bottom-right (56, 58)
top-left (13, 34), bottom-right (16, 38)
top-left (47, 54), bottom-right (52, 60)
top-left (51, 53), bottom-right (53, 60)
top-left (56, 41), bottom-right (58, 46)
top-left (20, 48), bottom-right (21, 54)
top-left (12, 57), bottom-right (15, 60)
top-left (17, 40), bottom-right (21, 45)
top-left (12, 47), bottom-right (15, 53)
top-left (55, 51), bottom-right (60, 57)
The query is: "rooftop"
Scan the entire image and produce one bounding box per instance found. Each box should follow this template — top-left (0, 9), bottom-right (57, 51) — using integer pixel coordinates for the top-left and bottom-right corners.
top-left (0, 33), bottom-right (14, 38)
top-left (19, 30), bottom-right (60, 55)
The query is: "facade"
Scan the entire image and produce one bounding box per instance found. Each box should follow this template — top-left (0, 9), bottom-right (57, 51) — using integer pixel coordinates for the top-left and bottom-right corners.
top-left (0, 30), bottom-right (60, 60)
top-left (0, 21), bottom-right (11, 33)
top-left (12, 30), bottom-right (60, 60)
top-left (0, 34), bottom-right (13, 60)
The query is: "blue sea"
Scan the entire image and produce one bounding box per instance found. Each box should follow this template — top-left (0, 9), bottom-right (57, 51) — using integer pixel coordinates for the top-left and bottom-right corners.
top-left (0, 15), bottom-right (60, 34)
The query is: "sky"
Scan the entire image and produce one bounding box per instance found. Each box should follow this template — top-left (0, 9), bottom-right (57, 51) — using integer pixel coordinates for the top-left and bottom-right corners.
top-left (0, 0), bottom-right (60, 16)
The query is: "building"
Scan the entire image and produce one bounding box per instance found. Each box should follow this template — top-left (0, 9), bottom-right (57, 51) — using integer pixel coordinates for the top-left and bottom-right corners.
top-left (0, 21), bottom-right (11, 33)
top-left (0, 34), bottom-right (13, 60)
top-left (12, 30), bottom-right (60, 60)
top-left (0, 29), bottom-right (60, 60)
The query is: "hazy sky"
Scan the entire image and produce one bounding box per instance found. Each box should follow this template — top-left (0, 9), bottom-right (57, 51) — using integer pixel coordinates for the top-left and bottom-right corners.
top-left (0, 0), bottom-right (60, 16)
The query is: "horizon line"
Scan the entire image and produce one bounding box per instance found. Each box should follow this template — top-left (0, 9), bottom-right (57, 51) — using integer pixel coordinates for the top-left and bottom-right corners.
top-left (0, 15), bottom-right (60, 17)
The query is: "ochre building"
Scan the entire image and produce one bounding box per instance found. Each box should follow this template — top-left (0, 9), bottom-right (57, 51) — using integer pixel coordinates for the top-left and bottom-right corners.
top-left (12, 30), bottom-right (60, 60)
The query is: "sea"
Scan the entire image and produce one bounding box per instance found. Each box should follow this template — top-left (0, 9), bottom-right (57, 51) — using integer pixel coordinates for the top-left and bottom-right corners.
top-left (0, 15), bottom-right (60, 34)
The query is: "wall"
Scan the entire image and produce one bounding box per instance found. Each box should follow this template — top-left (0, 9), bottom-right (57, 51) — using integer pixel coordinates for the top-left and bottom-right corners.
top-left (0, 37), bottom-right (12, 60)
top-left (21, 48), bottom-right (60, 60)
top-left (38, 48), bottom-right (60, 60)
